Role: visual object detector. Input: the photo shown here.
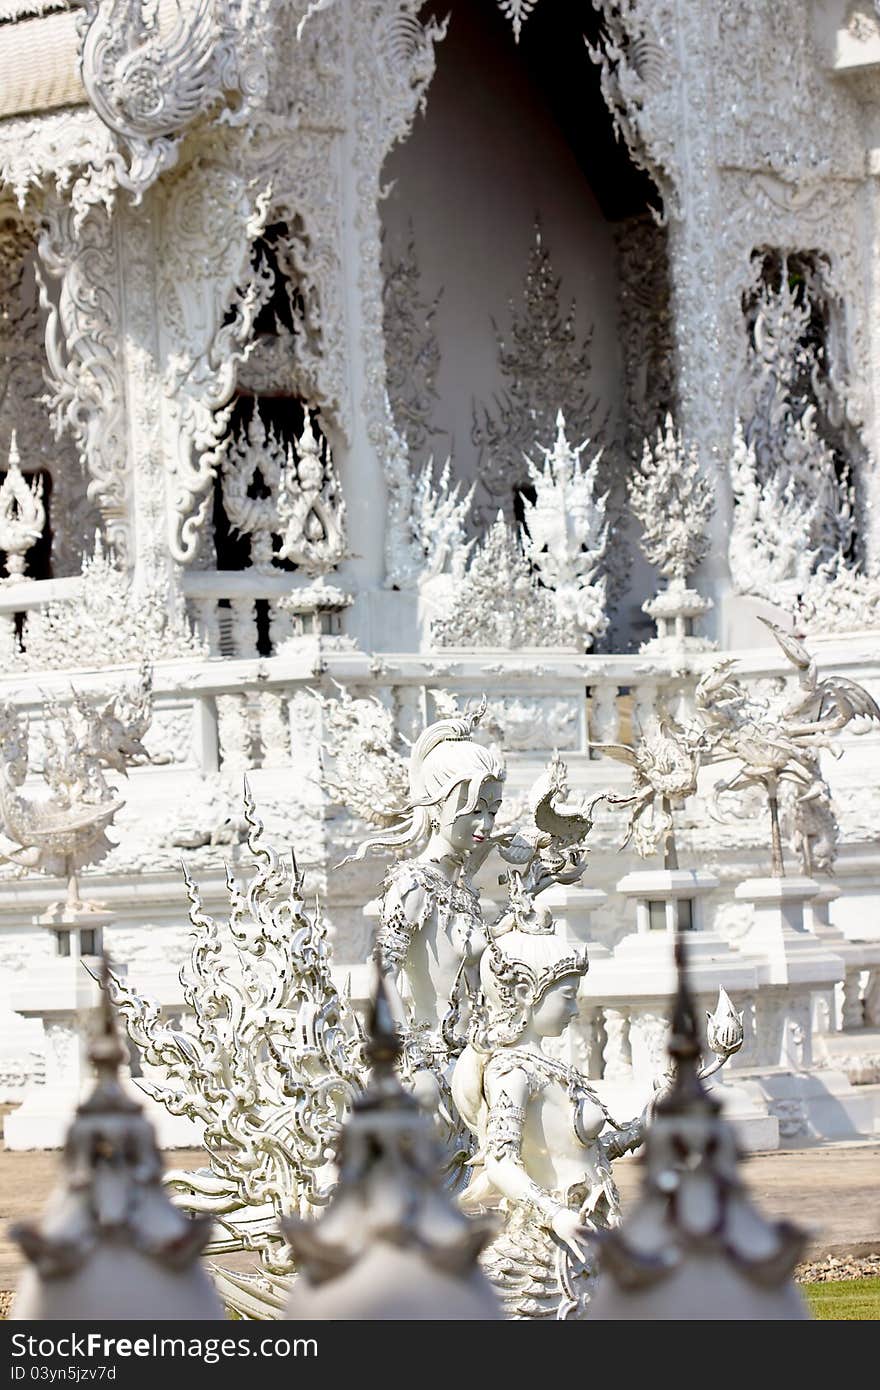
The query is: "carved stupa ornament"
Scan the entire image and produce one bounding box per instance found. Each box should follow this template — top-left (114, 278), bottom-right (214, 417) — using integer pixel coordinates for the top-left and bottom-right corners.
top-left (629, 413), bottom-right (715, 654)
top-left (282, 973), bottom-right (501, 1321)
top-left (0, 431), bottom-right (45, 582)
top-left (590, 935), bottom-right (809, 1320)
top-left (10, 958), bottom-right (223, 1321)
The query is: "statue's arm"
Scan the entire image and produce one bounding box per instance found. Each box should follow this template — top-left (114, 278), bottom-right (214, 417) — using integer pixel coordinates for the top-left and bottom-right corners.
top-left (600, 1112), bottom-right (647, 1162)
top-left (374, 871), bottom-right (428, 977)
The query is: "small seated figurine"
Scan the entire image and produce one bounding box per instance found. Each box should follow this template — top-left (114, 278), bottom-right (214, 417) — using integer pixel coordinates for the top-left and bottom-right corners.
top-left (452, 928), bottom-right (651, 1319)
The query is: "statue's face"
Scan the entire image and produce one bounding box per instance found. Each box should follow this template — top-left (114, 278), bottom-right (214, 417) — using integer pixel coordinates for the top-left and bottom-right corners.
top-left (531, 974), bottom-right (581, 1037)
top-left (436, 776), bottom-right (503, 856)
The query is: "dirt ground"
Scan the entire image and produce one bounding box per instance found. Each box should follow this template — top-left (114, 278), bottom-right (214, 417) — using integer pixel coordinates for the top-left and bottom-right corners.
top-left (1, 1139), bottom-right (878, 1297)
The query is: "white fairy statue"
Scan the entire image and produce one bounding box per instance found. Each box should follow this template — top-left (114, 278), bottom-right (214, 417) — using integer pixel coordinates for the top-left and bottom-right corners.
top-left (451, 927), bottom-right (656, 1320)
top-left (355, 703), bottom-right (505, 1087)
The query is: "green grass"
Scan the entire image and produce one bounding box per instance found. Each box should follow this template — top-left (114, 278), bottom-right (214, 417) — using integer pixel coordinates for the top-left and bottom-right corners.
top-left (803, 1277), bottom-right (880, 1320)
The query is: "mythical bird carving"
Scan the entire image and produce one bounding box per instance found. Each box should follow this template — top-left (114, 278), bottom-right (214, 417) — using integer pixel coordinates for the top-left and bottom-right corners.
top-left (77, 1), bottom-right (268, 201)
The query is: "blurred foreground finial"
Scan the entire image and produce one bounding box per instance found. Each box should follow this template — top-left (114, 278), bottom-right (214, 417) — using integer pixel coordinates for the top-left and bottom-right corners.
top-left (11, 954), bottom-right (223, 1321)
top-left (283, 967), bottom-right (500, 1319)
top-left (590, 934), bottom-right (809, 1320)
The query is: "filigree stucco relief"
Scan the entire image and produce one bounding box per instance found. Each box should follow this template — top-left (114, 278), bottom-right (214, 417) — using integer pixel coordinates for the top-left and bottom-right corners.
top-left (75, 0), bottom-right (279, 205)
top-left (591, 2), bottom-right (875, 594)
top-left (0, 108), bottom-right (116, 218)
top-left (715, 2), bottom-right (865, 182)
top-left (35, 194), bottom-right (131, 561)
top-left (264, 151), bottom-right (351, 435)
top-left (349, 1), bottom-right (447, 585)
top-left (0, 204), bottom-right (98, 575)
top-left (157, 148), bottom-right (273, 562)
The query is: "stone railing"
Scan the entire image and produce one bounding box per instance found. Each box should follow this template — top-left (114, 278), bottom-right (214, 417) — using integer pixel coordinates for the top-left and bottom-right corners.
top-left (0, 637), bottom-right (877, 778)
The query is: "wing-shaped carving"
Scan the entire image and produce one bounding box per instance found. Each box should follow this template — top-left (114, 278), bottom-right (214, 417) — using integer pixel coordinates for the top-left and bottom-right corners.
top-left (77, 1), bottom-right (268, 200)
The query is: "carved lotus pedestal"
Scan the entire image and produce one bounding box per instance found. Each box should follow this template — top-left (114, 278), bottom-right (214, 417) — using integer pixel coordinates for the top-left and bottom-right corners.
top-left (730, 877), bottom-right (875, 1141)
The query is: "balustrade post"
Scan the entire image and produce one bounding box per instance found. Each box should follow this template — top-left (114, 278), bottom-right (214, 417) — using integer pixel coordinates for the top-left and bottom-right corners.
top-left (215, 692), bottom-right (253, 772)
top-left (192, 695), bottom-right (219, 775)
top-left (601, 1006), bottom-right (632, 1081)
top-left (193, 598), bottom-right (221, 655)
top-left (864, 970), bottom-right (880, 1029)
top-left (631, 679), bottom-right (660, 738)
top-left (258, 689), bottom-right (290, 766)
top-left (589, 681), bottom-right (620, 751)
top-left (841, 968), bottom-right (864, 1030)
top-left (230, 597), bottom-right (258, 658)
top-left (268, 600), bottom-right (293, 655)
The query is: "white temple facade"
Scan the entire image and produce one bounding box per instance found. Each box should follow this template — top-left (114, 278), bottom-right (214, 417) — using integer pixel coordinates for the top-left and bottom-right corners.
top-left (0, 0), bottom-right (879, 1151)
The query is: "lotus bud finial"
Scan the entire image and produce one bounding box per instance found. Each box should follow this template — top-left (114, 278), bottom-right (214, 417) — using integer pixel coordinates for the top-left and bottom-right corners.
top-left (706, 986), bottom-right (744, 1060)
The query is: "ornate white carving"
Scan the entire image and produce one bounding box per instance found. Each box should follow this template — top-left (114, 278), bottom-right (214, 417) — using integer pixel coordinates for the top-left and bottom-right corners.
top-left (630, 413), bottom-right (712, 584)
top-left (482, 696), bottom-right (580, 752)
top-left (695, 617), bottom-right (880, 875)
top-left (798, 555), bottom-right (880, 634)
top-left (0, 666), bottom-right (152, 898)
top-left (14, 538), bottom-right (204, 671)
top-left (630, 413), bottom-right (714, 652)
top-left (311, 681), bottom-right (409, 828)
top-left (0, 431), bottom-right (44, 580)
top-left (472, 222), bottom-right (608, 521)
top-left (381, 224), bottom-right (442, 455)
top-left (590, 714), bottom-right (704, 860)
top-left (348, 3), bottom-right (447, 582)
top-left (221, 408), bottom-right (347, 576)
top-left (730, 257), bottom-right (857, 602)
top-left (431, 513), bottom-right (575, 650)
top-left (76, 0), bottom-right (273, 204)
top-left (728, 422), bottom-right (821, 602)
top-left (521, 411), bottom-right (609, 651)
top-left (495, 0), bottom-right (539, 44)
top-left (106, 786), bottom-right (366, 1316)
top-left (36, 198), bottom-right (130, 559)
top-left (160, 169), bottom-right (274, 562)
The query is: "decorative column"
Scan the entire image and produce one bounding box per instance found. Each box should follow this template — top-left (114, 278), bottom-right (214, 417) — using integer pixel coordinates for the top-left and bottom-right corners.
top-left (734, 877), bottom-right (845, 1070)
top-left (4, 929), bottom-right (108, 1149)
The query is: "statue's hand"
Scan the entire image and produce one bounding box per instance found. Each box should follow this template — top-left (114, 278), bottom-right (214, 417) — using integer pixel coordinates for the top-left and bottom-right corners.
top-left (550, 1206), bottom-right (592, 1263)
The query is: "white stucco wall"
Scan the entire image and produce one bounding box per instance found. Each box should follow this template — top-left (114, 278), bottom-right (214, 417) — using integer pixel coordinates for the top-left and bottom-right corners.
top-left (380, 0), bottom-right (623, 508)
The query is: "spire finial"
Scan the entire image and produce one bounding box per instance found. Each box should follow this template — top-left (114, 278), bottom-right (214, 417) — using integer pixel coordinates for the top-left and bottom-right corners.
top-left (79, 953), bottom-right (137, 1115)
top-left (658, 932), bottom-right (719, 1116)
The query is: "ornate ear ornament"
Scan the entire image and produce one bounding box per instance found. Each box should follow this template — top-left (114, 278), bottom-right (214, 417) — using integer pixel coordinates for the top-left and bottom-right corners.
top-left (483, 938), bottom-right (533, 1043)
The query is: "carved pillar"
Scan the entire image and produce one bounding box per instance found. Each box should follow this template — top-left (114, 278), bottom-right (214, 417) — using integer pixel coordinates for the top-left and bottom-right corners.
top-left (216, 693), bottom-right (253, 772)
top-left (116, 197), bottom-right (182, 603)
top-left (865, 162), bottom-right (880, 568)
top-left (336, 3), bottom-right (447, 641)
top-left (258, 690), bottom-right (290, 767)
top-left (589, 681), bottom-right (620, 748)
top-left (36, 196), bottom-right (131, 563)
top-left (631, 679), bottom-right (659, 738)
